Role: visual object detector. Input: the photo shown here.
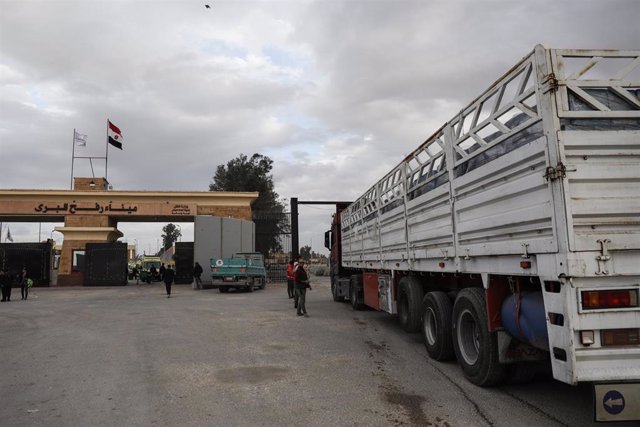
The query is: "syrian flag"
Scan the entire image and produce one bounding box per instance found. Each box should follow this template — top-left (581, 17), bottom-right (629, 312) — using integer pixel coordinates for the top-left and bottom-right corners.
top-left (108, 120), bottom-right (124, 150)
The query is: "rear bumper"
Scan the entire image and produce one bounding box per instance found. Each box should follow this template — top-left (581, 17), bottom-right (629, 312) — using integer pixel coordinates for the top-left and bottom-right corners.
top-left (574, 347), bottom-right (640, 382)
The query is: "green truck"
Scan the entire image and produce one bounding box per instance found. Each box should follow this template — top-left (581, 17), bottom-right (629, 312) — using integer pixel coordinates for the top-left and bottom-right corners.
top-left (210, 252), bottom-right (267, 293)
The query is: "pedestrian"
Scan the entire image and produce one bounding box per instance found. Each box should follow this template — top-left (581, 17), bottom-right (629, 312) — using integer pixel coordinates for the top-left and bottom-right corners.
top-left (19, 267), bottom-right (30, 300)
top-left (159, 263), bottom-right (166, 282)
top-left (164, 265), bottom-right (175, 298)
top-left (293, 256), bottom-right (301, 309)
top-left (0, 269), bottom-right (11, 302)
top-left (192, 262), bottom-right (203, 290)
top-left (286, 259), bottom-right (295, 299)
top-left (294, 258), bottom-right (312, 317)
top-left (133, 266), bottom-right (140, 285)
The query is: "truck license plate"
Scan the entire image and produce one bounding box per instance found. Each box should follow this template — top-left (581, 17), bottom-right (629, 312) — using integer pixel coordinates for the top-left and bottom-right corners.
top-left (223, 277), bottom-right (235, 282)
top-left (594, 383), bottom-right (640, 422)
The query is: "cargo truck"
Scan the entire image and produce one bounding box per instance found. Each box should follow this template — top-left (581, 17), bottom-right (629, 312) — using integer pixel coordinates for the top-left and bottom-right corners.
top-left (325, 45), bottom-right (640, 422)
top-left (210, 252), bottom-right (267, 292)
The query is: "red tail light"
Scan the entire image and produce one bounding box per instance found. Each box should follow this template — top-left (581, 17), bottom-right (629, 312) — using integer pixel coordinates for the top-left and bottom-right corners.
top-left (239, 268), bottom-right (246, 273)
top-left (212, 268), bottom-right (217, 273)
top-left (581, 289), bottom-right (638, 310)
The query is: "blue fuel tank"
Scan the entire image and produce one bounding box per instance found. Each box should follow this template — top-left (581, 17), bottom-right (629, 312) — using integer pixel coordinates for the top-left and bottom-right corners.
top-left (501, 292), bottom-right (549, 351)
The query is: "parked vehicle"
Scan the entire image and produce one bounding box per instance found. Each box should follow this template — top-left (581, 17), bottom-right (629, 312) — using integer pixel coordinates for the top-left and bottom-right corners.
top-left (211, 252), bottom-right (267, 293)
top-left (325, 46), bottom-right (640, 422)
top-left (139, 256), bottom-right (161, 283)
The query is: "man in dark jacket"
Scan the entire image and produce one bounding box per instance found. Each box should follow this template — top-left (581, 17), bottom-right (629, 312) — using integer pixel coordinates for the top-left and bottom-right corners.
top-left (0, 269), bottom-right (11, 302)
top-left (159, 263), bottom-right (166, 282)
top-left (164, 265), bottom-right (175, 298)
top-left (193, 262), bottom-right (203, 290)
top-left (294, 259), bottom-right (312, 317)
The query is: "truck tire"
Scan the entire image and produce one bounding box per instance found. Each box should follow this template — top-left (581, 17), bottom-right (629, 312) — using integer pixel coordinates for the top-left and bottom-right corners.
top-left (422, 291), bottom-right (455, 361)
top-left (331, 278), bottom-right (344, 302)
top-left (350, 275), bottom-right (364, 310)
top-left (398, 276), bottom-right (423, 333)
top-left (259, 278), bottom-right (266, 290)
top-left (247, 281), bottom-right (254, 292)
top-left (219, 286), bottom-right (227, 293)
top-left (452, 288), bottom-right (506, 386)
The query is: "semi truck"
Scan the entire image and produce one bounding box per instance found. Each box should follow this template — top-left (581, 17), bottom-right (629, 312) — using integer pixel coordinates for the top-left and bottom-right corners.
top-left (325, 45), bottom-right (640, 422)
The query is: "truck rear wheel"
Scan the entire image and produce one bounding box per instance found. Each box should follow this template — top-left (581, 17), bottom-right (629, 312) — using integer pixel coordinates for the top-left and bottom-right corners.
top-left (452, 288), bottom-right (506, 386)
top-left (331, 278), bottom-right (344, 302)
top-left (219, 286), bottom-right (227, 293)
top-left (422, 291), bottom-right (455, 361)
top-left (398, 276), bottom-right (423, 333)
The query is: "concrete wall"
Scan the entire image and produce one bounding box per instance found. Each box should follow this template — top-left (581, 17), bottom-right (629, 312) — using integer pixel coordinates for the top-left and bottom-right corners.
top-left (194, 216), bottom-right (255, 285)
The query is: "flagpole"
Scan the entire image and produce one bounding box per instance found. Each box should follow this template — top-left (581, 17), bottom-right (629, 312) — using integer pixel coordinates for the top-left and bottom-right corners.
top-left (70, 128), bottom-right (76, 189)
top-left (105, 119), bottom-right (109, 184)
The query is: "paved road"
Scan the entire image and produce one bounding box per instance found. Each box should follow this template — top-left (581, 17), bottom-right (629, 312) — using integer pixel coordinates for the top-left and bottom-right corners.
top-left (0, 277), bottom-right (632, 426)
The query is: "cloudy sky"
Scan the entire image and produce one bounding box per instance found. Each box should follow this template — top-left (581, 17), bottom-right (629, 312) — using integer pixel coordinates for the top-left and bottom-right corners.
top-left (1, 0), bottom-right (638, 256)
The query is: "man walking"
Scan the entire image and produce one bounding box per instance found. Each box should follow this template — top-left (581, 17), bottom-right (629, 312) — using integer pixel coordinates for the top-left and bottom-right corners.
top-left (193, 262), bottom-right (203, 290)
top-left (164, 265), bottom-right (175, 298)
top-left (294, 259), bottom-right (311, 317)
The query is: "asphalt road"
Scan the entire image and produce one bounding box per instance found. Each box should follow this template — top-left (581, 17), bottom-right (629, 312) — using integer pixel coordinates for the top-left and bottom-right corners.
top-left (0, 277), bottom-right (633, 426)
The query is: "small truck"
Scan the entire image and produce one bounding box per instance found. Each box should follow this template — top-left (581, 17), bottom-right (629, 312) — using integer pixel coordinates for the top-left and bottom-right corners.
top-left (210, 252), bottom-right (267, 293)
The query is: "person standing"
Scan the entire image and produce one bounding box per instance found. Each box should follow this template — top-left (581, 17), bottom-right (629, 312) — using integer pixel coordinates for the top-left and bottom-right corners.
top-left (159, 263), bottom-right (166, 282)
top-left (164, 265), bottom-right (175, 298)
top-left (0, 269), bottom-right (11, 302)
top-left (286, 260), bottom-right (295, 299)
top-left (193, 262), bottom-right (203, 290)
top-left (293, 256), bottom-right (302, 309)
top-left (19, 267), bottom-right (29, 300)
top-left (294, 259), bottom-right (312, 317)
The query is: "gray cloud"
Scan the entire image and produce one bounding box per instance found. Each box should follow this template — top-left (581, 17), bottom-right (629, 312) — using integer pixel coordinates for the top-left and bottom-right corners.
top-left (1, 0), bottom-right (638, 252)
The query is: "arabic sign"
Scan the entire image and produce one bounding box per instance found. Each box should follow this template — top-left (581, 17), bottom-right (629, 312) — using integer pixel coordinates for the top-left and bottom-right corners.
top-left (34, 202), bottom-right (138, 214)
top-left (171, 204), bottom-right (191, 215)
top-left (0, 200), bottom-right (227, 218)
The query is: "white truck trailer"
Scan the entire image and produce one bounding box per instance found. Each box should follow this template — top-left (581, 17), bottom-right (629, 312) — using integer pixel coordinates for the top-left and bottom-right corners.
top-left (326, 45), bottom-right (640, 422)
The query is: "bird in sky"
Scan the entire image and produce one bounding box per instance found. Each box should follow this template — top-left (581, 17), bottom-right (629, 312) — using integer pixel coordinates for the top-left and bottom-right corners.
top-left (205, 4), bottom-right (211, 8)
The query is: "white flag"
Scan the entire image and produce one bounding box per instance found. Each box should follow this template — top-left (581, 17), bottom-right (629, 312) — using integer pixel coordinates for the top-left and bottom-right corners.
top-left (74, 130), bottom-right (87, 147)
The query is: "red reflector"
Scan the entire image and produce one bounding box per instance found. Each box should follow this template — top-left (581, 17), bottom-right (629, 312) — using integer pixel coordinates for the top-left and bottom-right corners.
top-left (212, 268), bottom-right (217, 273)
top-left (240, 268), bottom-right (246, 273)
top-left (520, 260), bottom-right (531, 269)
top-left (438, 262), bottom-right (445, 268)
top-left (581, 289), bottom-right (638, 309)
top-left (601, 329), bottom-right (640, 346)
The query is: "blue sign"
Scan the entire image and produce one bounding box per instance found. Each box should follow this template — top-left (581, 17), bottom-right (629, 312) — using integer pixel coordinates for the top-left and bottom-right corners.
top-left (602, 390), bottom-right (625, 415)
